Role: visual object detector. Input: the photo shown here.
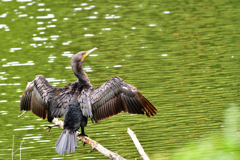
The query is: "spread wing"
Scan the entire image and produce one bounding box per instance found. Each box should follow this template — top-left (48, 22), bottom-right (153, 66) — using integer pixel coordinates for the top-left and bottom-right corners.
top-left (90, 76), bottom-right (157, 122)
top-left (20, 75), bottom-right (72, 122)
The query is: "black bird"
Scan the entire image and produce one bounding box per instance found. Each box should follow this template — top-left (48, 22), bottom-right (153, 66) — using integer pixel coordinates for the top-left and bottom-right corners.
top-left (19, 47), bottom-right (157, 155)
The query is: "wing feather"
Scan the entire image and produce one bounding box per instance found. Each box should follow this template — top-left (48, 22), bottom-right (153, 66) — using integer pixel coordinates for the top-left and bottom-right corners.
top-left (20, 83), bottom-right (34, 111)
top-left (105, 102), bottom-right (110, 119)
top-left (31, 94), bottom-right (47, 119)
top-left (19, 75), bottom-right (74, 122)
top-left (90, 76), bottom-right (157, 122)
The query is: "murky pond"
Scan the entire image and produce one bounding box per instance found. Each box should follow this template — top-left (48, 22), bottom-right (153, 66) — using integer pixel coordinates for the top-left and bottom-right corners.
top-left (0, 0), bottom-right (239, 159)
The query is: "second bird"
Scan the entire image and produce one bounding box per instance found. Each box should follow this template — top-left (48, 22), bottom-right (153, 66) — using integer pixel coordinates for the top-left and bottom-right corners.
top-left (19, 47), bottom-right (157, 155)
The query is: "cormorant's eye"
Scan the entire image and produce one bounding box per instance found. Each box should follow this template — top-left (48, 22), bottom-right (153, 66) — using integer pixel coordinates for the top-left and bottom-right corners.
top-left (83, 52), bottom-right (87, 59)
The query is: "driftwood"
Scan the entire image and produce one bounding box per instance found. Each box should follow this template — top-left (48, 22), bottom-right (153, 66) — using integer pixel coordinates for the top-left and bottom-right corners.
top-left (48, 118), bottom-right (126, 160)
top-left (18, 112), bottom-right (149, 159)
top-left (127, 128), bottom-right (150, 160)
top-left (13, 116), bottom-right (150, 159)
top-left (46, 118), bottom-right (150, 160)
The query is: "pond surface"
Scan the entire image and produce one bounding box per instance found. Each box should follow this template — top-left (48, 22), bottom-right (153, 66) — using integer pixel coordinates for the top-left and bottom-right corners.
top-left (0, 0), bottom-right (239, 159)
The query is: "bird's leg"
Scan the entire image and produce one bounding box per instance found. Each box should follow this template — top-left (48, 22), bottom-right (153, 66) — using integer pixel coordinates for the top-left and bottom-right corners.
top-left (78, 126), bottom-right (88, 136)
top-left (78, 127), bottom-right (88, 147)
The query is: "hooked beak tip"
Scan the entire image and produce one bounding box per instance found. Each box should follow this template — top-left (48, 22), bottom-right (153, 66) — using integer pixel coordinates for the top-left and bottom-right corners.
top-left (86, 47), bottom-right (98, 56)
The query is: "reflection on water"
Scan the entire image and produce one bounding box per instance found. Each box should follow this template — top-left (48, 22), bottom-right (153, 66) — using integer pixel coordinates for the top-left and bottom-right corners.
top-left (86, 16), bottom-right (97, 19)
top-left (113, 65), bottom-right (122, 68)
top-left (62, 41), bottom-right (72, 45)
top-left (83, 157), bottom-right (96, 159)
top-left (10, 48), bottom-right (22, 52)
top-left (48, 55), bottom-right (56, 63)
top-left (14, 125), bottom-right (35, 131)
top-left (2, 61), bottom-right (34, 67)
top-left (84, 66), bottom-right (93, 72)
top-left (148, 24), bottom-right (157, 27)
top-left (22, 136), bottom-right (42, 139)
top-left (84, 34), bottom-right (94, 37)
top-left (62, 51), bottom-right (72, 57)
top-left (0, 24), bottom-right (9, 31)
top-left (0, 13), bottom-right (7, 18)
top-left (1, 110), bottom-right (8, 114)
top-left (37, 140), bottom-right (51, 142)
top-left (18, 147), bottom-right (35, 150)
top-left (105, 14), bottom-right (121, 19)
top-left (33, 37), bottom-right (48, 41)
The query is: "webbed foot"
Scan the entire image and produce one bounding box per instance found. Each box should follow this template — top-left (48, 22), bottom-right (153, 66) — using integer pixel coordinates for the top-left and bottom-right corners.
top-left (44, 124), bottom-right (58, 133)
top-left (77, 132), bottom-right (88, 147)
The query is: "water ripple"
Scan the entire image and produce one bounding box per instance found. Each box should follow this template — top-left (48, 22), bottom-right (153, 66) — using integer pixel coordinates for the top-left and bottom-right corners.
top-left (0, 13), bottom-right (7, 18)
top-left (74, 8), bottom-right (82, 11)
top-left (149, 24), bottom-right (157, 27)
top-left (0, 24), bottom-right (9, 31)
top-left (84, 34), bottom-right (94, 37)
top-left (81, 3), bottom-right (88, 6)
top-left (163, 11), bottom-right (170, 14)
top-left (14, 126), bottom-right (35, 131)
top-left (18, 14), bottom-right (27, 17)
top-left (38, 3), bottom-right (45, 6)
top-left (36, 14), bottom-right (54, 19)
top-left (105, 14), bottom-right (121, 19)
top-left (17, 0), bottom-right (32, 2)
top-left (86, 16), bottom-right (97, 19)
top-left (10, 48), bottom-right (21, 52)
top-left (2, 61), bottom-right (34, 67)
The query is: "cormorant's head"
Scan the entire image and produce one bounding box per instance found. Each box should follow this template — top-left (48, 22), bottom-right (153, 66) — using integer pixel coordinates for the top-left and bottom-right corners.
top-left (71, 47), bottom-right (97, 66)
top-left (71, 47), bottom-right (97, 78)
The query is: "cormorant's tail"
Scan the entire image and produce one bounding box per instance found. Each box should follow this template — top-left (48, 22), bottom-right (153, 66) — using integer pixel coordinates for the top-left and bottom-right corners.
top-left (55, 129), bottom-right (77, 155)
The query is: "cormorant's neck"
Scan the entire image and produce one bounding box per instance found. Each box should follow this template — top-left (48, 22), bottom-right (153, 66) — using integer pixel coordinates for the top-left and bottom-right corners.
top-left (72, 62), bottom-right (91, 85)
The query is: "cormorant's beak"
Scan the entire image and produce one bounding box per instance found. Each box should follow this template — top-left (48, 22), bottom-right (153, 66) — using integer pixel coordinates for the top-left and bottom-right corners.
top-left (83, 47), bottom-right (98, 59)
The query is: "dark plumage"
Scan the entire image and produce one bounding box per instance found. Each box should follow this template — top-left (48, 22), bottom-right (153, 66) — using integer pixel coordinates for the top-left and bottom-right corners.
top-left (19, 47), bottom-right (157, 155)
top-left (55, 97), bottom-right (86, 155)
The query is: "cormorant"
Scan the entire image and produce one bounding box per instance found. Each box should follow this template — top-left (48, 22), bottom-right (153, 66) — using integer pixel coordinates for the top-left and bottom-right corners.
top-left (19, 47), bottom-right (157, 155)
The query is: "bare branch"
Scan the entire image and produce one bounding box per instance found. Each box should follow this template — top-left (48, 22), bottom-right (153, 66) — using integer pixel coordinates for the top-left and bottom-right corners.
top-left (77, 135), bottom-right (126, 160)
top-left (127, 128), bottom-right (150, 160)
top-left (18, 110), bottom-right (27, 118)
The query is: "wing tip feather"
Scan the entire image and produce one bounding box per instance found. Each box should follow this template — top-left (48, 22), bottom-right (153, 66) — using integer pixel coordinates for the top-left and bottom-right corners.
top-left (134, 91), bottom-right (157, 117)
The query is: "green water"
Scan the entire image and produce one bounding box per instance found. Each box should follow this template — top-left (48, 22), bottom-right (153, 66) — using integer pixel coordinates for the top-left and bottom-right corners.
top-left (0, 0), bottom-right (239, 159)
